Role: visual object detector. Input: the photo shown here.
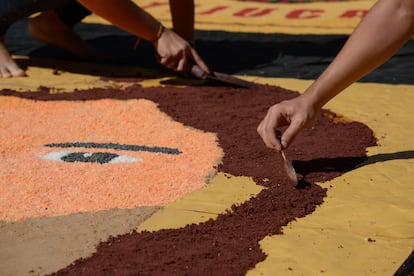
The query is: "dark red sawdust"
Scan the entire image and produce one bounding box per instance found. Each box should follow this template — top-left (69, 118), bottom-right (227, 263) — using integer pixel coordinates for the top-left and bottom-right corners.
top-left (1, 83), bottom-right (377, 275)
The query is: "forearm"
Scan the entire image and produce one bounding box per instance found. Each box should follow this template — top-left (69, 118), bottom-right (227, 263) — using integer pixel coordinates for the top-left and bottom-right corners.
top-left (77, 0), bottom-right (161, 41)
top-left (169, 0), bottom-right (194, 42)
top-left (304, 0), bottom-right (414, 109)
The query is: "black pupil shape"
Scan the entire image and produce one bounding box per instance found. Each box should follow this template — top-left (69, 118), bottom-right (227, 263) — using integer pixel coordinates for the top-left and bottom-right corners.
top-left (61, 152), bottom-right (119, 164)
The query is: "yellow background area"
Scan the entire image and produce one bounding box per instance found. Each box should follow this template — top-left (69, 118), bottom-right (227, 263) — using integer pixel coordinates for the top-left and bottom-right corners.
top-left (137, 77), bottom-right (414, 275)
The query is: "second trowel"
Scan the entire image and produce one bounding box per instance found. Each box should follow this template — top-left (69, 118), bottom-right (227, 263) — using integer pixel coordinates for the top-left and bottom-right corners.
top-left (191, 64), bottom-right (256, 88)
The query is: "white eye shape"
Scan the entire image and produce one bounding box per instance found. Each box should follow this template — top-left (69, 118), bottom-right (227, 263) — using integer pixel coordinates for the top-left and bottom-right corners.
top-left (41, 151), bottom-right (142, 164)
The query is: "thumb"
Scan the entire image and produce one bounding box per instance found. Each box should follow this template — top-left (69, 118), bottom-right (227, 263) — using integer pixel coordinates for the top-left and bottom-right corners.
top-left (189, 47), bottom-right (210, 74)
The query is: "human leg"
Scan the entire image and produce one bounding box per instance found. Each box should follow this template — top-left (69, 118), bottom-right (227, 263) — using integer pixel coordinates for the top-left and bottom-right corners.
top-left (169, 0), bottom-right (195, 43)
top-left (28, 1), bottom-right (107, 60)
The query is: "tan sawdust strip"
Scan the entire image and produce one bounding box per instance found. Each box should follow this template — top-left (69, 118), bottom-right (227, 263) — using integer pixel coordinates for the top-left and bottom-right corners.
top-left (0, 207), bottom-right (160, 276)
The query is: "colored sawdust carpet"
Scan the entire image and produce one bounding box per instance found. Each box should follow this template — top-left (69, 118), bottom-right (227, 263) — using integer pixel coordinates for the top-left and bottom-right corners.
top-left (2, 82), bottom-right (376, 275)
top-left (1, 0), bottom-right (414, 275)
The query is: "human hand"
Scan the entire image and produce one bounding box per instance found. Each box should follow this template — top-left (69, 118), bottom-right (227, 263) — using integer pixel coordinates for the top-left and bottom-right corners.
top-left (257, 94), bottom-right (318, 151)
top-left (153, 28), bottom-right (210, 74)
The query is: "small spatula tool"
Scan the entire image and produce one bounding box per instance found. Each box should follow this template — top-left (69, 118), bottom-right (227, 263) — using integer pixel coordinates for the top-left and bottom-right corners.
top-left (191, 64), bottom-right (256, 88)
top-left (276, 130), bottom-right (298, 185)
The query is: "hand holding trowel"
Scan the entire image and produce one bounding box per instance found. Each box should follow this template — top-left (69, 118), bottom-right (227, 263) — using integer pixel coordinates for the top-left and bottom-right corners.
top-left (153, 33), bottom-right (254, 88)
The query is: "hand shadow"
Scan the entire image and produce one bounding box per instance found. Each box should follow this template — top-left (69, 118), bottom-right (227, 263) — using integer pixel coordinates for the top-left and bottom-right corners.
top-left (293, 150), bottom-right (414, 189)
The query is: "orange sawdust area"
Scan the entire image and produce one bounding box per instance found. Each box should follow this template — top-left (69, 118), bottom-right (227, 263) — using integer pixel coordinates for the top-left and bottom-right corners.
top-left (1, 0), bottom-right (413, 275)
top-left (0, 97), bottom-right (223, 222)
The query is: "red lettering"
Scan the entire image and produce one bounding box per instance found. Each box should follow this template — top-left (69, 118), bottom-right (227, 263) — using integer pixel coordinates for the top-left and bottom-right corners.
top-left (339, 10), bottom-right (368, 18)
top-left (141, 1), bottom-right (169, 9)
top-left (286, 9), bottom-right (324, 19)
top-left (197, 6), bottom-right (229, 15)
top-left (233, 8), bottom-right (277, 17)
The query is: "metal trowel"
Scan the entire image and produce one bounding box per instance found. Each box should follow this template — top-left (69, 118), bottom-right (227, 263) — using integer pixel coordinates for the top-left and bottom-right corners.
top-left (191, 64), bottom-right (256, 88)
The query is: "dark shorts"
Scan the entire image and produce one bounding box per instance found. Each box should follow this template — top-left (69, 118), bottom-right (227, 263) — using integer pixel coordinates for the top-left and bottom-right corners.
top-left (55, 1), bottom-right (91, 27)
top-left (0, 0), bottom-right (71, 35)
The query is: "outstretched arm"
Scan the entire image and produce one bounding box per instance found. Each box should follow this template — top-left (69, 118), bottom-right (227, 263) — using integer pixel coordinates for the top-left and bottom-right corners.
top-left (77, 0), bottom-right (209, 73)
top-left (257, 0), bottom-right (414, 151)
